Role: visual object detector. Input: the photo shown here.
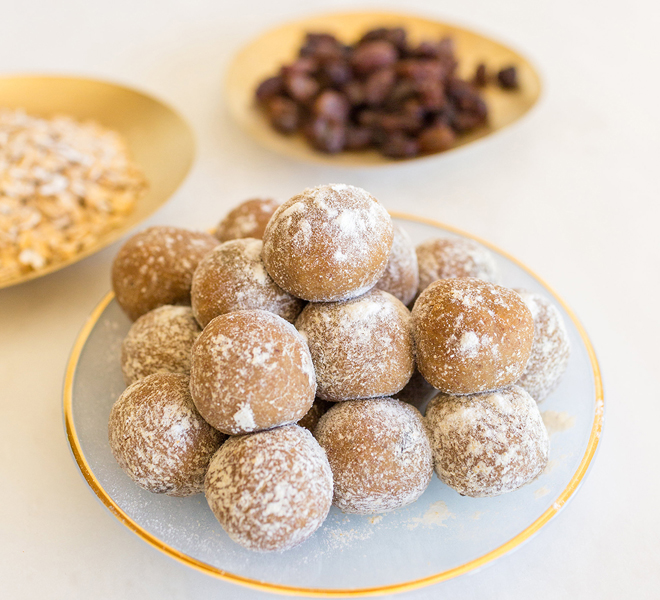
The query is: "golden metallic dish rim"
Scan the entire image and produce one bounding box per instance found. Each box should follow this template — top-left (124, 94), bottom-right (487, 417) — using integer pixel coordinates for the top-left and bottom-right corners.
top-left (63, 212), bottom-right (603, 597)
top-left (0, 73), bottom-right (197, 290)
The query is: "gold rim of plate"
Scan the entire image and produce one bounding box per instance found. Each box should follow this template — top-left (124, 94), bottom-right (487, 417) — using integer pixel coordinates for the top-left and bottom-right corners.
top-left (225, 11), bottom-right (542, 168)
top-left (63, 212), bottom-right (603, 597)
top-left (0, 74), bottom-right (196, 289)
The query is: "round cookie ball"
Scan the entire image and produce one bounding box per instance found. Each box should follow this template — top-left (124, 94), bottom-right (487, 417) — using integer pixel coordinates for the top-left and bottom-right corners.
top-left (515, 290), bottom-right (571, 402)
top-left (262, 184), bottom-right (393, 302)
top-left (112, 226), bottom-right (218, 321)
top-left (412, 278), bottom-right (534, 395)
top-left (295, 289), bottom-right (414, 401)
top-left (425, 386), bottom-right (549, 497)
top-left (190, 310), bottom-right (316, 435)
top-left (191, 238), bottom-right (304, 328)
top-left (416, 237), bottom-right (499, 298)
top-left (121, 305), bottom-right (201, 385)
top-left (315, 398), bottom-right (433, 514)
top-left (108, 373), bottom-right (225, 496)
top-left (214, 198), bottom-right (280, 242)
top-left (375, 222), bottom-right (419, 306)
top-left (205, 424), bottom-right (332, 552)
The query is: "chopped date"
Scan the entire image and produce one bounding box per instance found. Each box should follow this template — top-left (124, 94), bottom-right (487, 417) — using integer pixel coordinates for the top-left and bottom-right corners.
top-left (305, 117), bottom-right (346, 153)
top-left (380, 132), bottom-right (420, 158)
top-left (255, 25), bottom-right (519, 158)
top-left (364, 68), bottom-right (396, 106)
top-left (497, 66), bottom-right (519, 89)
top-left (418, 125), bottom-right (456, 153)
top-left (255, 76), bottom-right (284, 103)
top-left (313, 90), bottom-right (350, 122)
top-left (351, 41), bottom-right (399, 74)
top-left (473, 63), bottom-right (487, 87)
top-left (344, 126), bottom-right (373, 150)
top-left (283, 73), bottom-right (320, 103)
top-left (265, 96), bottom-right (300, 133)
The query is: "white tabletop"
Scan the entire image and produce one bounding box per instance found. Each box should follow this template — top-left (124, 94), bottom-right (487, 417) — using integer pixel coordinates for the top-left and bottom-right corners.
top-left (1, 0), bottom-right (658, 598)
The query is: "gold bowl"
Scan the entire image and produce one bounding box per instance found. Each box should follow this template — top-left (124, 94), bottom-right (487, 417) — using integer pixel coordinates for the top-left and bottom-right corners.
top-left (0, 75), bottom-right (195, 289)
top-left (226, 11), bottom-right (542, 167)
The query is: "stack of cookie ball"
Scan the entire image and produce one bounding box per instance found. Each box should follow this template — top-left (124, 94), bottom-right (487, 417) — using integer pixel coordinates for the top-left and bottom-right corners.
top-left (108, 184), bottom-right (571, 553)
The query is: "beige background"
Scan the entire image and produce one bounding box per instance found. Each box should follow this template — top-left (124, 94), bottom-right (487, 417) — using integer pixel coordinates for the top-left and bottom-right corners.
top-left (1, 0), bottom-right (658, 598)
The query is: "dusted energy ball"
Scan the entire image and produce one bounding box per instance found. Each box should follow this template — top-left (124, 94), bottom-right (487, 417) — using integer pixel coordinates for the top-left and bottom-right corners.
top-left (205, 425), bottom-right (333, 552)
top-left (262, 184), bottom-right (393, 302)
top-left (515, 290), bottom-right (571, 402)
top-left (108, 373), bottom-right (225, 497)
top-left (190, 238), bottom-right (304, 328)
top-left (425, 386), bottom-right (549, 497)
top-left (412, 278), bottom-right (534, 395)
top-left (120, 305), bottom-right (201, 385)
top-left (416, 237), bottom-right (499, 298)
top-left (214, 197), bottom-right (280, 242)
top-left (190, 310), bottom-right (316, 435)
top-left (112, 226), bottom-right (218, 321)
top-left (295, 289), bottom-right (415, 401)
top-left (375, 222), bottom-right (419, 306)
top-left (315, 398), bottom-right (433, 514)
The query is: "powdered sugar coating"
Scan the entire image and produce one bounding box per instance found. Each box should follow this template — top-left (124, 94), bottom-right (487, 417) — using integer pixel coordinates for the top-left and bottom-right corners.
top-left (416, 237), bottom-right (500, 298)
top-left (262, 184), bottom-right (393, 302)
top-left (425, 385), bottom-right (549, 497)
top-left (191, 238), bottom-right (304, 328)
top-left (515, 291), bottom-right (571, 402)
top-left (315, 398), bottom-right (433, 514)
top-left (205, 425), bottom-right (332, 552)
top-left (111, 226), bottom-right (218, 321)
top-left (375, 222), bottom-right (419, 306)
top-left (295, 289), bottom-right (414, 401)
top-left (214, 198), bottom-right (280, 242)
top-left (412, 278), bottom-right (534, 395)
top-left (190, 310), bottom-right (316, 435)
top-left (121, 305), bottom-right (201, 385)
top-left (108, 373), bottom-right (225, 497)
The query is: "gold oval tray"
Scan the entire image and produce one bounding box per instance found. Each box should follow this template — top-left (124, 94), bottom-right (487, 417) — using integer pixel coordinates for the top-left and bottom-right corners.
top-left (0, 75), bottom-right (195, 289)
top-left (226, 11), bottom-right (542, 167)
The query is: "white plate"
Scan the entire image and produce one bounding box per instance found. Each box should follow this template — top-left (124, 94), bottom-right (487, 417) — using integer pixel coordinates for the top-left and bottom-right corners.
top-left (63, 213), bottom-right (603, 596)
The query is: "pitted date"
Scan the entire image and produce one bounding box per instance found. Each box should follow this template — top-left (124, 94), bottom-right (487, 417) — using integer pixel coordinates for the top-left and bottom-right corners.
top-left (255, 26), bottom-right (519, 158)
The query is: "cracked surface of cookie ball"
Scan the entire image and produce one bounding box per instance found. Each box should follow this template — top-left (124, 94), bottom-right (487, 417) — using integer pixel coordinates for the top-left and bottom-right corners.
top-left (515, 290), bottom-right (571, 402)
top-left (191, 238), bottom-right (304, 328)
top-left (412, 278), bottom-right (534, 395)
top-left (108, 373), bottom-right (225, 497)
top-left (315, 398), bottom-right (433, 514)
top-left (214, 198), bottom-right (280, 242)
top-left (190, 310), bottom-right (316, 435)
top-left (425, 386), bottom-right (549, 497)
top-left (375, 222), bottom-right (419, 306)
top-left (121, 305), bottom-right (201, 385)
top-left (262, 184), bottom-right (393, 302)
top-left (205, 425), bottom-right (332, 552)
top-left (416, 237), bottom-right (499, 298)
top-left (112, 226), bottom-right (218, 321)
top-left (295, 289), bottom-right (414, 401)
